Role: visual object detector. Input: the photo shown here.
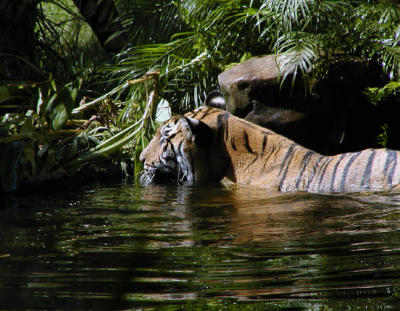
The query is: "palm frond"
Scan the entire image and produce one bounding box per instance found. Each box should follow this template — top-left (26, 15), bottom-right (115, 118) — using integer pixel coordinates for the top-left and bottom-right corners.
top-left (115, 0), bottom-right (183, 45)
top-left (275, 33), bottom-right (320, 85)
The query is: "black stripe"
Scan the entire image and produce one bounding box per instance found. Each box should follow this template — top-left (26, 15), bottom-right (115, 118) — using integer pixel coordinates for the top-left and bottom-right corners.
top-left (261, 135), bottom-right (267, 156)
top-left (242, 130), bottom-right (260, 169)
top-left (217, 113), bottom-right (229, 143)
top-left (384, 149), bottom-right (393, 176)
top-left (162, 143), bottom-right (168, 153)
top-left (176, 141), bottom-right (185, 183)
top-left (197, 109), bottom-right (208, 120)
top-left (197, 107), bottom-right (216, 120)
top-left (188, 109), bottom-right (201, 119)
top-left (246, 155), bottom-right (259, 170)
top-left (306, 155), bottom-right (324, 189)
top-left (189, 147), bottom-right (195, 183)
top-left (262, 146), bottom-right (276, 171)
top-left (243, 131), bottom-right (254, 154)
top-left (167, 132), bottom-right (177, 140)
top-left (224, 115), bottom-right (229, 142)
top-left (361, 150), bottom-right (376, 189)
top-left (339, 151), bottom-right (361, 192)
top-left (279, 144), bottom-right (297, 175)
top-left (384, 150), bottom-right (397, 187)
top-left (317, 157), bottom-right (334, 190)
top-left (279, 144), bottom-right (297, 190)
top-left (175, 141), bottom-right (183, 164)
top-left (162, 140), bottom-right (178, 168)
top-left (230, 137), bottom-right (237, 151)
top-left (330, 154), bottom-right (348, 191)
top-left (295, 151), bottom-right (314, 190)
top-left (388, 151), bottom-right (397, 187)
top-left (177, 140), bottom-right (193, 184)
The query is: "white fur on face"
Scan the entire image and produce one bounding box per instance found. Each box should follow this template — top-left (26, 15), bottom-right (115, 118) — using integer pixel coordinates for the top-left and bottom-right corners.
top-left (213, 96), bottom-right (226, 105)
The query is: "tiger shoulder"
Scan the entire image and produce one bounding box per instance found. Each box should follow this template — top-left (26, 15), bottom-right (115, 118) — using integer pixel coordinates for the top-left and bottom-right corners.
top-left (140, 106), bottom-right (400, 193)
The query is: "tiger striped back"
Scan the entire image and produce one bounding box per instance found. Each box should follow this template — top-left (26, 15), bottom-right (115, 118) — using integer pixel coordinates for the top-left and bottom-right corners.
top-left (140, 107), bottom-right (400, 193)
top-left (276, 147), bottom-right (399, 192)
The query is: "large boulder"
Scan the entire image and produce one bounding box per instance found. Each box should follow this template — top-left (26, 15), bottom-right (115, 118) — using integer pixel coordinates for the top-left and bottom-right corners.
top-left (218, 54), bottom-right (393, 155)
top-left (218, 55), bottom-right (292, 115)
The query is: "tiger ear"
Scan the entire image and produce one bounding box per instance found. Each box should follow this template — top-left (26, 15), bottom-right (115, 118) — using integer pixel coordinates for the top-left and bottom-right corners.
top-left (204, 90), bottom-right (226, 110)
top-left (184, 117), bottom-right (214, 147)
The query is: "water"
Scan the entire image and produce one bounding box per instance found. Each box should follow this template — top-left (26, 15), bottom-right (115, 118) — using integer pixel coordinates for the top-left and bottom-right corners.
top-left (1, 183), bottom-right (400, 310)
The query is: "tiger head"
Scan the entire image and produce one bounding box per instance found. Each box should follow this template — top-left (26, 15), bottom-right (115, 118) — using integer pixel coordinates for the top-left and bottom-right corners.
top-left (139, 115), bottom-right (222, 185)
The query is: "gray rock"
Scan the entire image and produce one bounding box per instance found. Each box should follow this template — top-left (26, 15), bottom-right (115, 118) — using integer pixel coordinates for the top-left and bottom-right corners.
top-left (217, 54), bottom-right (384, 154)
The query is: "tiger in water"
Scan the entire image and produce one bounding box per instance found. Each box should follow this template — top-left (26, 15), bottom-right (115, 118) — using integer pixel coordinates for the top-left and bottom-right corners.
top-left (139, 106), bottom-right (400, 193)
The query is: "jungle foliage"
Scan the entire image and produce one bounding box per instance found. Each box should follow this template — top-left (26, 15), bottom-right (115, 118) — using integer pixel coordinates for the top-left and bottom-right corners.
top-left (1, 0), bottom-right (400, 192)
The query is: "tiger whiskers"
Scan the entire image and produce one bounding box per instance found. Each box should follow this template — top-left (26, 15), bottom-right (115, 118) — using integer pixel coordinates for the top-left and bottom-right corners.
top-left (139, 169), bottom-right (156, 185)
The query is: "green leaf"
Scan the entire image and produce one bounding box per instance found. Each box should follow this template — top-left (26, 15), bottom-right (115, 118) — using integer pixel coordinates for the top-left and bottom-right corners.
top-left (134, 134), bottom-right (148, 183)
top-left (49, 103), bottom-right (69, 131)
top-left (36, 88), bottom-right (45, 116)
top-left (0, 86), bottom-right (11, 104)
top-left (46, 83), bottom-right (78, 131)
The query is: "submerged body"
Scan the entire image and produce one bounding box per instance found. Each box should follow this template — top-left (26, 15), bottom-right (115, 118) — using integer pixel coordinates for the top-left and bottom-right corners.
top-left (140, 107), bottom-right (400, 193)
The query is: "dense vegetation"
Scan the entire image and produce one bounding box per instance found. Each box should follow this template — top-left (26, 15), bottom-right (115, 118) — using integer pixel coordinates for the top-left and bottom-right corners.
top-left (1, 0), bottom-right (399, 192)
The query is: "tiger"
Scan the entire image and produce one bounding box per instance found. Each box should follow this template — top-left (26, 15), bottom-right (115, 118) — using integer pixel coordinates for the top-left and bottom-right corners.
top-left (139, 106), bottom-right (400, 193)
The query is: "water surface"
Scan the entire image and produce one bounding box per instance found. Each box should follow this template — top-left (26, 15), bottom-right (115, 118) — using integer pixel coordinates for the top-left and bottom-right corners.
top-left (1, 183), bottom-right (400, 310)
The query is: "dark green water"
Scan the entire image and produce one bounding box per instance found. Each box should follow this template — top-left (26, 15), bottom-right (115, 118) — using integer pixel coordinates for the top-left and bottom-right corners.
top-left (1, 183), bottom-right (400, 310)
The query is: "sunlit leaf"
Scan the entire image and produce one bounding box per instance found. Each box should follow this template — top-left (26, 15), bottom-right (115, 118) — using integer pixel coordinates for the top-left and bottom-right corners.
top-left (46, 83), bottom-right (78, 131)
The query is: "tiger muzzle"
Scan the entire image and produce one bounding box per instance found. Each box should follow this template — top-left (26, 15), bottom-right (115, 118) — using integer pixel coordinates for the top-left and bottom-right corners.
top-left (141, 164), bottom-right (179, 184)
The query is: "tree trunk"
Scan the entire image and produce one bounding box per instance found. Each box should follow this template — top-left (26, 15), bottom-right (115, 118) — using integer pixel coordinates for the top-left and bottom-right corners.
top-left (72, 0), bottom-right (128, 54)
top-left (0, 1), bottom-right (39, 82)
